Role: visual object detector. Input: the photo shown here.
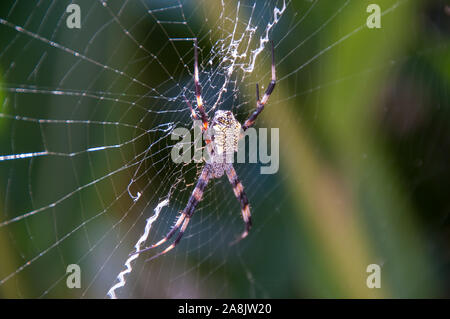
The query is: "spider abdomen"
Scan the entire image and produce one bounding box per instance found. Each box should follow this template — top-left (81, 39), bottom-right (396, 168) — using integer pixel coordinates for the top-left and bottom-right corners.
top-left (209, 110), bottom-right (241, 157)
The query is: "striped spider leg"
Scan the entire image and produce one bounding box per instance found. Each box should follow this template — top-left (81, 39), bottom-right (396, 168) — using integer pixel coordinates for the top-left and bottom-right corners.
top-left (185, 38), bottom-right (209, 132)
top-left (242, 41), bottom-right (276, 131)
top-left (131, 40), bottom-right (276, 261)
top-left (225, 164), bottom-right (251, 244)
top-left (134, 166), bottom-right (211, 262)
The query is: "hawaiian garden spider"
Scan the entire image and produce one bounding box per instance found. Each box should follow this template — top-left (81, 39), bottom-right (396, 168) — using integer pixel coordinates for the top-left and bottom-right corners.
top-left (135, 39), bottom-right (276, 261)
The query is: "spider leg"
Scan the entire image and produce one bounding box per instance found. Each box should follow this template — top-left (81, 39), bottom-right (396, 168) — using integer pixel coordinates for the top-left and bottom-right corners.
top-left (145, 217), bottom-right (191, 262)
top-left (143, 165), bottom-right (211, 261)
top-left (184, 96), bottom-right (212, 146)
top-left (193, 39), bottom-right (209, 131)
top-left (128, 212), bottom-right (186, 257)
top-left (226, 165), bottom-right (252, 245)
top-left (184, 95), bottom-right (199, 121)
top-left (242, 41), bottom-right (276, 131)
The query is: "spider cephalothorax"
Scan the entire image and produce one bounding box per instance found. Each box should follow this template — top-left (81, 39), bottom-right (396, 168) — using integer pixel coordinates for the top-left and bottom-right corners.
top-left (134, 39), bottom-right (276, 261)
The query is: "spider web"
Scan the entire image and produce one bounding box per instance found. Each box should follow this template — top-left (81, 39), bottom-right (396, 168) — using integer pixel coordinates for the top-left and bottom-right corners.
top-left (0, 0), bottom-right (448, 298)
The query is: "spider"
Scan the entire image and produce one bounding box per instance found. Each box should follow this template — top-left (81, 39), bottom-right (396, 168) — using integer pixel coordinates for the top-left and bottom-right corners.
top-left (135, 39), bottom-right (276, 261)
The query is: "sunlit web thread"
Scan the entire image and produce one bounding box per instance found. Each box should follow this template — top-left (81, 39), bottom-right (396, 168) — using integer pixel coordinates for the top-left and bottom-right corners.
top-left (0, 120), bottom-right (173, 164)
top-left (0, 127), bottom-right (179, 292)
top-left (0, 85), bottom-right (182, 111)
top-left (38, 133), bottom-right (184, 298)
top-left (107, 198), bottom-right (170, 299)
top-left (0, 121), bottom-right (174, 228)
top-left (0, 17), bottom-right (164, 97)
top-left (40, 178), bottom-right (175, 297)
